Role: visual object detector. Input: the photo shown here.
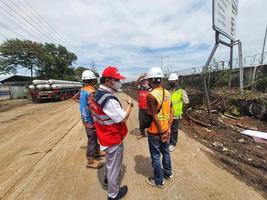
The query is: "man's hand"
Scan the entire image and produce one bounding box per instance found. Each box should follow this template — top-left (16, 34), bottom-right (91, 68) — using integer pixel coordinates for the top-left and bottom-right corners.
top-left (84, 122), bottom-right (94, 128)
top-left (140, 73), bottom-right (147, 79)
top-left (166, 128), bottom-right (171, 140)
top-left (126, 96), bottom-right (133, 105)
top-left (160, 128), bottom-right (171, 143)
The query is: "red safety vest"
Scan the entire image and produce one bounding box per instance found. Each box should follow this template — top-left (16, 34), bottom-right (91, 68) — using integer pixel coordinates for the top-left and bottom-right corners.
top-left (138, 90), bottom-right (150, 109)
top-left (89, 90), bottom-right (128, 146)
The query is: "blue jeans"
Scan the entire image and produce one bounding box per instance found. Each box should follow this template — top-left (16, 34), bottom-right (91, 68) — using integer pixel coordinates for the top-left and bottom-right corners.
top-left (148, 134), bottom-right (172, 185)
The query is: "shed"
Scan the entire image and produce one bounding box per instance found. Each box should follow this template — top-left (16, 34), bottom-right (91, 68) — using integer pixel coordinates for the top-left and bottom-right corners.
top-left (0, 75), bottom-right (33, 86)
top-left (0, 75), bottom-right (33, 99)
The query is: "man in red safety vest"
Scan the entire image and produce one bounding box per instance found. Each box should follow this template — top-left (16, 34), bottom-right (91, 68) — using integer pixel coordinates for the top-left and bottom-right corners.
top-left (135, 74), bottom-right (152, 139)
top-left (89, 66), bottom-right (133, 200)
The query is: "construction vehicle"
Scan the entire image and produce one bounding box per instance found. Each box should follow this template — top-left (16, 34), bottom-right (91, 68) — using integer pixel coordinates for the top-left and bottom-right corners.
top-left (29, 79), bottom-right (82, 103)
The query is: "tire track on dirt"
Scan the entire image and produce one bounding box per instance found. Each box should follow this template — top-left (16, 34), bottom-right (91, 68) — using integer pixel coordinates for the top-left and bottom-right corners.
top-left (0, 117), bottom-right (81, 199)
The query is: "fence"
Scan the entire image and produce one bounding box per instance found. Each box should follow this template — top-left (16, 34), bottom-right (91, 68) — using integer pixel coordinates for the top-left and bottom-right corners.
top-left (181, 64), bottom-right (267, 92)
top-left (0, 86), bottom-right (10, 100)
top-left (172, 51), bottom-right (267, 76)
top-left (0, 85), bottom-right (28, 100)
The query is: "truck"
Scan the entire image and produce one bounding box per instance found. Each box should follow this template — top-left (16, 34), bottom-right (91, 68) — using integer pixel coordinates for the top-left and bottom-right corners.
top-left (29, 79), bottom-right (82, 103)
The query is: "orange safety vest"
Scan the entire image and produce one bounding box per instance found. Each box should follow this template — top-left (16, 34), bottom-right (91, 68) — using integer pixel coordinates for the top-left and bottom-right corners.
top-left (148, 87), bottom-right (171, 134)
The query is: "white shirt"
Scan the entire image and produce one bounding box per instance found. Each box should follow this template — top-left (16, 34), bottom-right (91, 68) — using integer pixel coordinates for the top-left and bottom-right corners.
top-left (99, 85), bottom-right (126, 150)
top-left (182, 90), bottom-right (189, 104)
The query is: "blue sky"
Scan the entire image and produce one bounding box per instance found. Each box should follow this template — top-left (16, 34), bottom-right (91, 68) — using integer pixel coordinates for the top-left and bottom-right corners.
top-left (0, 0), bottom-right (267, 82)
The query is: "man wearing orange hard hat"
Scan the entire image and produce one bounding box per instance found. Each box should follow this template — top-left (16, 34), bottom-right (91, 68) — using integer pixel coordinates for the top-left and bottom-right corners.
top-left (89, 66), bottom-right (133, 200)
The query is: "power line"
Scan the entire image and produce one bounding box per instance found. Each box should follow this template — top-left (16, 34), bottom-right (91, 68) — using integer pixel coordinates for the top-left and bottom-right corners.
top-left (21, 0), bottom-right (67, 44)
top-left (0, 0), bottom-right (53, 43)
top-left (15, 0), bottom-right (62, 43)
top-left (0, 8), bottom-right (42, 42)
top-left (9, 0), bottom-right (58, 43)
top-left (0, 21), bottom-right (25, 40)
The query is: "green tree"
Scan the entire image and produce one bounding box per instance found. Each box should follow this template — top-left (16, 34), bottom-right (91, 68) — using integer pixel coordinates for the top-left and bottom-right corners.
top-left (0, 39), bottom-right (78, 80)
top-left (74, 66), bottom-right (100, 81)
top-left (36, 43), bottom-right (77, 80)
top-left (0, 39), bottom-right (43, 77)
top-left (74, 66), bottom-right (89, 80)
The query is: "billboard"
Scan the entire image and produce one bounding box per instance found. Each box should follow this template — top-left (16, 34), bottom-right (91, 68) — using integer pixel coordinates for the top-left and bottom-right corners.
top-left (213, 0), bottom-right (239, 40)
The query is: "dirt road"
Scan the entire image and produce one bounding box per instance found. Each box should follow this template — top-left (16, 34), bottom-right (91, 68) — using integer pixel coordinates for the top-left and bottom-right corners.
top-left (0, 94), bottom-right (265, 200)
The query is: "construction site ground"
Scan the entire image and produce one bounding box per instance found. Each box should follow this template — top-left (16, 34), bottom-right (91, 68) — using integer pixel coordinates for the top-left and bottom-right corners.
top-left (0, 93), bottom-right (266, 200)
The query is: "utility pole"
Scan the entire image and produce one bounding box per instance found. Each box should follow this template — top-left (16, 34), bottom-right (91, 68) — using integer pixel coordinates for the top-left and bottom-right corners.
top-left (192, 67), bottom-right (196, 74)
top-left (252, 25), bottom-right (267, 90)
top-left (238, 41), bottom-right (244, 95)
top-left (160, 56), bottom-right (169, 73)
top-left (260, 25), bottom-right (267, 64)
top-left (228, 42), bottom-right (234, 89)
top-left (91, 60), bottom-right (96, 72)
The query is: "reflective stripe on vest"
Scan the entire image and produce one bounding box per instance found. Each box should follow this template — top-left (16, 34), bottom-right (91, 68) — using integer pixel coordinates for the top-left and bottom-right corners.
top-left (91, 111), bottom-right (115, 125)
top-left (98, 93), bottom-right (113, 105)
top-left (171, 89), bottom-right (183, 117)
top-left (90, 89), bottom-right (128, 146)
top-left (148, 88), bottom-right (171, 134)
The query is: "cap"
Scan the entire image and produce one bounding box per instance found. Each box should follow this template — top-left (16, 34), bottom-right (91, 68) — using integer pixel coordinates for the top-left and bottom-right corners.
top-left (102, 66), bottom-right (126, 80)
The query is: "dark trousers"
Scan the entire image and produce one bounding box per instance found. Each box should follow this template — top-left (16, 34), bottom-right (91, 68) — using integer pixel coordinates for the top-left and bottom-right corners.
top-left (138, 109), bottom-right (147, 135)
top-left (148, 134), bottom-right (172, 185)
top-left (170, 119), bottom-right (179, 146)
top-left (85, 127), bottom-right (99, 157)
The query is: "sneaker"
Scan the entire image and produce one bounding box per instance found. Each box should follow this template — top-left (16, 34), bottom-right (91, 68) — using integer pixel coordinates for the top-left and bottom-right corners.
top-left (107, 185), bottom-right (128, 200)
top-left (136, 134), bottom-right (145, 139)
top-left (164, 174), bottom-right (174, 182)
top-left (169, 145), bottom-right (176, 152)
top-left (146, 177), bottom-right (164, 189)
top-left (103, 177), bottom-right (108, 186)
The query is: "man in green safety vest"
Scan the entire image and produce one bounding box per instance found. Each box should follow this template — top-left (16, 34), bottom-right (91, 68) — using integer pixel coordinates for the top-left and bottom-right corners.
top-left (168, 73), bottom-right (189, 152)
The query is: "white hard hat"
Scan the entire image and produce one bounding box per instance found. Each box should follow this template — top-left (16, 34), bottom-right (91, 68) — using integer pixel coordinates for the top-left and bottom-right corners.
top-left (146, 67), bottom-right (164, 79)
top-left (168, 73), bottom-right (179, 81)
top-left (81, 70), bottom-right (97, 80)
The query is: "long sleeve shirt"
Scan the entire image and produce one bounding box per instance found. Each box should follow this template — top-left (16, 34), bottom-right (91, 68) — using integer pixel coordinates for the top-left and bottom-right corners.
top-left (182, 90), bottom-right (189, 104)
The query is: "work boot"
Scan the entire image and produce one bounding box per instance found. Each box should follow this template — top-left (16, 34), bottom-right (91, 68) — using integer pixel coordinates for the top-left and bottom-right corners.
top-left (107, 185), bottom-right (128, 200)
top-left (136, 131), bottom-right (146, 139)
top-left (136, 134), bottom-right (145, 139)
top-left (86, 156), bottom-right (103, 169)
top-left (94, 150), bottom-right (106, 158)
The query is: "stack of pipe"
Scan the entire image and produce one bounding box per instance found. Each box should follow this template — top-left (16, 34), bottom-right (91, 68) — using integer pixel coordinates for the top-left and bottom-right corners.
top-left (29, 79), bottom-right (82, 90)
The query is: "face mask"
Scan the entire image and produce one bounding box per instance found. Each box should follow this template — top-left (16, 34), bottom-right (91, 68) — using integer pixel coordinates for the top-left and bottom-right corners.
top-left (169, 83), bottom-right (176, 88)
top-left (112, 80), bottom-right (122, 91)
top-left (142, 82), bottom-right (149, 87)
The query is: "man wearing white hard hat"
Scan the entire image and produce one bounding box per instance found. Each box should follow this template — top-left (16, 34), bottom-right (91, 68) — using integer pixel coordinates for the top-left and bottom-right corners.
top-left (79, 70), bottom-right (105, 169)
top-left (145, 67), bottom-right (174, 189)
top-left (168, 73), bottom-right (189, 152)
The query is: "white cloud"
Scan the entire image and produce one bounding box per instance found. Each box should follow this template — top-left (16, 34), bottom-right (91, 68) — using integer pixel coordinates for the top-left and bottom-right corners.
top-left (0, 0), bottom-right (267, 81)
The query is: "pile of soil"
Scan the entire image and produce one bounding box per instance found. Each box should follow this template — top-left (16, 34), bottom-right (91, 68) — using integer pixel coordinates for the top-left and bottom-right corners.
top-left (182, 89), bottom-right (267, 197)
top-left (209, 89), bottom-right (267, 121)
